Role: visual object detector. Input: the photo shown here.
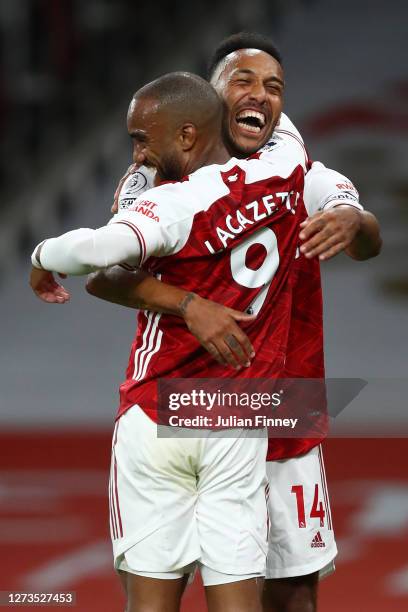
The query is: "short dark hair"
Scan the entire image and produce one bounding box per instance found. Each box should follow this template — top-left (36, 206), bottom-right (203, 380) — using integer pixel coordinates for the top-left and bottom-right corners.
top-left (137, 72), bottom-right (215, 104)
top-left (207, 32), bottom-right (282, 79)
top-left (134, 71), bottom-right (222, 128)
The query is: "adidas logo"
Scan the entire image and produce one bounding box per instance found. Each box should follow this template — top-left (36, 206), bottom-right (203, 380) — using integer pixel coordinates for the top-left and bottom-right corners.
top-left (311, 531), bottom-right (326, 548)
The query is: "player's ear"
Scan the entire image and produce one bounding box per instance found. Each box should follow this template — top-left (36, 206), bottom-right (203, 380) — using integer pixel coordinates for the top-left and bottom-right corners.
top-left (179, 123), bottom-right (197, 151)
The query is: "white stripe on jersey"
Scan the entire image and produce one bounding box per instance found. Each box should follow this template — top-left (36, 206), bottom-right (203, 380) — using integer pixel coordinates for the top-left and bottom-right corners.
top-left (137, 325), bottom-right (163, 382)
top-left (135, 314), bottom-right (163, 382)
top-left (110, 451), bottom-right (120, 539)
top-left (132, 311), bottom-right (163, 381)
top-left (132, 311), bottom-right (156, 380)
top-left (109, 461), bottom-right (116, 539)
top-left (318, 445), bottom-right (333, 530)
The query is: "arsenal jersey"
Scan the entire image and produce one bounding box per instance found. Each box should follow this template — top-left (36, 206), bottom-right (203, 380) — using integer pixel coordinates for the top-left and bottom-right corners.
top-left (114, 116), bottom-right (361, 460)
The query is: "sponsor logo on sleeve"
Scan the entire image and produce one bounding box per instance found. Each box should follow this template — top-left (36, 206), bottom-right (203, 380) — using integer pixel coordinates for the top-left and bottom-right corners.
top-left (336, 181), bottom-right (357, 192)
top-left (128, 200), bottom-right (160, 222)
top-left (321, 192), bottom-right (360, 209)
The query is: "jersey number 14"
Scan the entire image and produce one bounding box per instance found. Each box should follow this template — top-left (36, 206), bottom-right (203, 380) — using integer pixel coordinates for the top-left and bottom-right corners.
top-left (291, 484), bottom-right (326, 528)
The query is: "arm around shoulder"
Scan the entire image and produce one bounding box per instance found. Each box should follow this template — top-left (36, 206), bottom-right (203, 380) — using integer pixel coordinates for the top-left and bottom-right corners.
top-left (345, 209), bottom-right (382, 260)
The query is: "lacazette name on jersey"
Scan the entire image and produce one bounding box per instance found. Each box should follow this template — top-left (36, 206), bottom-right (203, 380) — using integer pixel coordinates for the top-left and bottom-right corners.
top-left (203, 186), bottom-right (300, 253)
top-left (132, 185), bottom-right (301, 254)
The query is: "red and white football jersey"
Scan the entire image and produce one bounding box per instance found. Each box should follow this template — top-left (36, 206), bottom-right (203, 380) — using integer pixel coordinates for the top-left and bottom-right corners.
top-left (112, 124), bottom-right (361, 461)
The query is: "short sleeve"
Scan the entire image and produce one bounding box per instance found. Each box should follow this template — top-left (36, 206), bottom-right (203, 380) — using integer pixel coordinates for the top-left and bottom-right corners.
top-left (304, 162), bottom-right (363, 216)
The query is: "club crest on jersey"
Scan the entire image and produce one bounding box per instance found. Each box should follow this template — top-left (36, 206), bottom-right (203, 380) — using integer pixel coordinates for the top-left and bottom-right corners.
top-left (227, 173), bottom-right (239, 182)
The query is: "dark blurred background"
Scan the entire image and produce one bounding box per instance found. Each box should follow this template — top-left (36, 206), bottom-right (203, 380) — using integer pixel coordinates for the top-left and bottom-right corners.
top-left (0, 1), bottom-right (407, 610)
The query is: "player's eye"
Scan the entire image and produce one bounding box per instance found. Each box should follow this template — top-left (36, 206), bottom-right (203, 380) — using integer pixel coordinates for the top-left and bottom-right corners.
top-left (266, 84), bottom-right (283, 94)
top-left (130, 132), bottom-right (147, 144)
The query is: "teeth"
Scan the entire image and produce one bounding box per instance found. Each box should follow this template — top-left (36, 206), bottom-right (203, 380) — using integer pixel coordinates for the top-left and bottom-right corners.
top-left (240, 123), bottom-right (261, 133)
top-left (236, 110), bottom-right (266, 126)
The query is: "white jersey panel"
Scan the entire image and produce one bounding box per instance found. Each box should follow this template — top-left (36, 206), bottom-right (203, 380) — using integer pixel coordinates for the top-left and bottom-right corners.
top-left (268, 112), bottom-right (309, 168)
top-left (275, 112), bottom-right (306, 147)
top-left (111, 182), bottom-right (201, 264)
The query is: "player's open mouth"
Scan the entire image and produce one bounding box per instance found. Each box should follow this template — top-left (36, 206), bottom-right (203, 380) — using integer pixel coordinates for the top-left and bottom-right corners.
top-left (235, 109), bottom-right (266, 135)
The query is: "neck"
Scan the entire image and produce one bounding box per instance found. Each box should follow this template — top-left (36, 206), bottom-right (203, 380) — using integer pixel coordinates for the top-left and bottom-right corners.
top-left (225, 142), bottom-right (246, 160)
top-left (205, 139), bottom-right (230, 165)
top-left (187, 139), bottom-right (230, 175)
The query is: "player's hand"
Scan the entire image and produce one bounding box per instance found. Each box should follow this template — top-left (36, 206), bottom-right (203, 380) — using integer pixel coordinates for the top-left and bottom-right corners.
top-left (30, 267), bottom-right (70, 304)
top-left (299, 206), bottom-right (362, 261)
top-left (180, 293), bottom-right (256, 370)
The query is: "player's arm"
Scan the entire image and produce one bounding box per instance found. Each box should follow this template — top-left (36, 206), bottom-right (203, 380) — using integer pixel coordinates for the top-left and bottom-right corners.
top-left (342, 210), bottom-right (382, 260)
top-left (274, 118), bottom-right (381, 260)
top-left (300, 162), bottom-right (382, 261)
top-left (86, 266), bottom-right (155, 309)
top-left (302, 207), bottom-right (381, 261)
top-left (30, 223), bottom-right (255, 369)
top-left (87, 267), bottom-right (255, 369)
top-left (29, 222), bottom-right (143, 306)
top-left (31, 223), bottom-right (142, 276)
top-left (86, 266), bottom-right (195, 313)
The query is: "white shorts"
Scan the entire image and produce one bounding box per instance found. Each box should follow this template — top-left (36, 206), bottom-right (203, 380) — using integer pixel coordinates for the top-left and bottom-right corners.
top-left (117, 557), bottom-right (261, 586)
top-left (110, 407), bottom-right (268, 585)
top-left (265, 444), bottom-right (337, 579)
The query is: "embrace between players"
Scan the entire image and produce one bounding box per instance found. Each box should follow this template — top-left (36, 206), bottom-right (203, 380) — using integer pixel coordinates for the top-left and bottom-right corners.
top-left (30, 33), bottom-right (381, 612)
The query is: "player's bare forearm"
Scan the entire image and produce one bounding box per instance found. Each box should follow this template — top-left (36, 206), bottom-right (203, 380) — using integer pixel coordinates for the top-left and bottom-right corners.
top-left (86, 268), bottom-right (256, 369)
top-left (86, 267), bottom-right (185, 314)
top-left (345, 210), bottom-right (382, 260)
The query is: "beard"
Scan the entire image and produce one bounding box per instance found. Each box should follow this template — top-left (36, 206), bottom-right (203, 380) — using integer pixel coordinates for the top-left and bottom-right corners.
top-left (157, 152), bottom-right (185, 181)
top-left (221, 115), bottom-right (273, 159)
